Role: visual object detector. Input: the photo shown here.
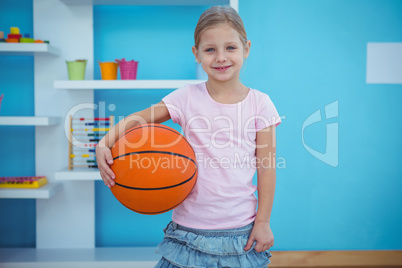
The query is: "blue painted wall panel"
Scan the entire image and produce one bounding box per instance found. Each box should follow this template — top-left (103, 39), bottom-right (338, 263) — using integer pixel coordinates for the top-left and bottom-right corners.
top-left (0, 0), bottom-right (36, 248)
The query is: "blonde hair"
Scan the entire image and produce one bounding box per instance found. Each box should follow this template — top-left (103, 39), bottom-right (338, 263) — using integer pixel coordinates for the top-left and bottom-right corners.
top-left (194, 6), bottom-right (247, 49)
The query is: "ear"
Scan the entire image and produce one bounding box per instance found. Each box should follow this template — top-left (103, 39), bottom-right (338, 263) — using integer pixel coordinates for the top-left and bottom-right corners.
top-left (192, 46), bottom-right (200, 63)
top-left (244, 40), bottom-right (251, 59)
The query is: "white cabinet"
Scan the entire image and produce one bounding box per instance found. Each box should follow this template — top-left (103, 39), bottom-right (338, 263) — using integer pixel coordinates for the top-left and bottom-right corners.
top-left (54, 79), bottom-right (206, 90)
top-left (55, 167), bottom-right (102, 181)
top-left (0, 116), bottom-right (61, 126)
top-left (61, 0), bottom-right (237, 11)
top-left (0, 43), bottom-right (60, 56)
top-left (0, 183), bottom-right (62, 199)
top-left (0, 44), bottom-right (63, 200)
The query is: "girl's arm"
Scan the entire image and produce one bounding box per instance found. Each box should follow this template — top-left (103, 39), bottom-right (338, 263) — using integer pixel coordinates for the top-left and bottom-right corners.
top-left (96, 101), bottom-right (171, 187)
top-left (244, 125), bottom-right (276, 252)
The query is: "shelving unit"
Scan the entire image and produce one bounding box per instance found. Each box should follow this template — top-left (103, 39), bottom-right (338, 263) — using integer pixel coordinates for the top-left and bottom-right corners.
top-left (55, 168), bottom-right (101, 181)
top-left (0, 116), bottom-right (61, 126)
top-left (32, 0), bottom-right (96, 249)
top-left (54, 79), bottom-right (206, 90)
top-left (0, 247), bottom-right (159, 268)
top-left (0, 44), bottom-right (63, 200)
top-left (61, 0), bottom-right (237, 11)
top-left (0, 43), bottom-right (61, 56)
top-left (0, 183), bottom-right (62, 199)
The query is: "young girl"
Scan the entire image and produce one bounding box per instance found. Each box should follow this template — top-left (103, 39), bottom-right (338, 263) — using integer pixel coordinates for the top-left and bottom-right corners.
top-left (96, 6), bottom-right (281, 268)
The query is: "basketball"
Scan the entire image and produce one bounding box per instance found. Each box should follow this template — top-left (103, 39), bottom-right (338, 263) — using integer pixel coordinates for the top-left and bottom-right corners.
top-left (110, 123), bottom-right (198, 215)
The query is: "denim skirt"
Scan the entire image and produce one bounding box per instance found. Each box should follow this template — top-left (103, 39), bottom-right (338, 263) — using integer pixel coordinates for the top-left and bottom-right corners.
top-left (154, 221), bottom-right (272, 268)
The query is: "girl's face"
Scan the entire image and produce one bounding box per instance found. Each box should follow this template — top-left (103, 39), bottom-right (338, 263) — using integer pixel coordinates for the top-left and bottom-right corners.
top-left (193, 23), bottom-right (251, 84)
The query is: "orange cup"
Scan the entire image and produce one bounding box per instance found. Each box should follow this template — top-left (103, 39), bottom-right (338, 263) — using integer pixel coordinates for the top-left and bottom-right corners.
top-left (99, 61), bottom-right (119, 80)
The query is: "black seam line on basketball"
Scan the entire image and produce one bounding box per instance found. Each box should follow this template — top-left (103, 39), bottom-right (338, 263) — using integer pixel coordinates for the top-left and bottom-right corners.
top-left (114, 169), bottom-right (196, 191)
top-left (113, 150), bottom-right (196, 165)
top-left (118, 124), bottom-right (179, 140)
top-left (124, 175), bottom-right (196, 214)
top-left (126, 173), bottom-right (196, 214)
top-left (116, 124), bottom-right (195, 154)
top-left (115, 124), bottom-right (198, 172)
top-left (117, 124), bottom-right (181, 143)
top-left (116, 124), bottom-right (197, 164)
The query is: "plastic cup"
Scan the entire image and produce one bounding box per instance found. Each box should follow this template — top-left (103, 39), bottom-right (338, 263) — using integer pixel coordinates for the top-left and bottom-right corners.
top-left (99, 61), bottom-right (119, 80)
top-left (66, 60), bottom-right (87, 80)
top-left (116, 58), bottom-right (138, 80)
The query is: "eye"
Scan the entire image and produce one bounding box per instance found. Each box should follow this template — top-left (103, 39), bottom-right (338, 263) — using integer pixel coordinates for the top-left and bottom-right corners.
top-left (227, 46), bottom-right (236, 51)
top-left (205, 48), bottom-right (215, 52)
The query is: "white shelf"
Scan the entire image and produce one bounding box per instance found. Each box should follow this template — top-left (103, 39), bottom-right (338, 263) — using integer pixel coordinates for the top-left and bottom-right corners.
top-left (61, 0), bottom-right (231, 6)
top-left (0, 247), bottom-right (159, 268)
top-left (0, 116), bottom-right (62, 126)
top-left (0, 183), bottom-right (63, 199)
top-left (54, 79), bottom-right (206, 90)
top-left (55, 168), bottom-right (102, 181)
top-left (0, 43), bottom-right (61, 56)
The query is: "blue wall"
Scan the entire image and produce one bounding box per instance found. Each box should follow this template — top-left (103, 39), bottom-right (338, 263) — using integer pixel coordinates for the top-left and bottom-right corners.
top-left (0, 0), bottom-right (36, 248)
top-left (240, 0), bottom-right (402, 250)
top-left (1, 0), bottom-right (402, 250)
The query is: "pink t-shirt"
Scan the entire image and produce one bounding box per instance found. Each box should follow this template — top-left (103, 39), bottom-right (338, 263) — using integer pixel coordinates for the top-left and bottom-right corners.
top-left (162, 82), bottom-right (281, 229)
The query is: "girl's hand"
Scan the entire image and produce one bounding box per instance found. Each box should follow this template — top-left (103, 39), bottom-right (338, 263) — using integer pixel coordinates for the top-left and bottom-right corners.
top-left (96, 145), bottom-right (115, 188)
top-left (244, 221), bottom-right (274, 253)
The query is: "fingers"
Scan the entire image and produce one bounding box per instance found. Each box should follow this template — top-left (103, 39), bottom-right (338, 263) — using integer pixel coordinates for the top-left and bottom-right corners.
top-left (105, 149), bottom-right (114, 166)
top-left (243, 237), bottom-right (254, 251)
top-left (254, 242), bottom-right (274, 253)
top-left (100, 170), bottom-right (115, 188)
top-left (254, 242), bottom-right (264, 253)
top-left (101, 165), bottom-right (115, 188)
top-left (97, 148), bottom-right (115, 188)
top-left (245, 224), bottom-right (274, 252)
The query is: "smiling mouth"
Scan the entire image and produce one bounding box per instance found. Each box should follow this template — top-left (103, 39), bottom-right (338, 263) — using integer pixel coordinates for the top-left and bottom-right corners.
top-left (213, 65), bottom-right (231, 71)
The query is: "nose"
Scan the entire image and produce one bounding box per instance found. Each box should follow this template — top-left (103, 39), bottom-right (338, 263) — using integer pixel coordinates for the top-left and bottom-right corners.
top-left (216, 50), bottom-right (227, 63)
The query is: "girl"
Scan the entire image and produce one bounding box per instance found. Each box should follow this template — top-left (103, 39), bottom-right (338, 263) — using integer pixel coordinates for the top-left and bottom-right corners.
top-left (96, 6), bottom-right (281, 268)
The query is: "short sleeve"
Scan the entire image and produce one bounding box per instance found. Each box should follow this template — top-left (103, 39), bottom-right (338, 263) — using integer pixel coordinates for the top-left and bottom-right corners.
top-left (161, 85), bottom-right (188, 126)
top-left (255, 93), bottom-right (282, 132)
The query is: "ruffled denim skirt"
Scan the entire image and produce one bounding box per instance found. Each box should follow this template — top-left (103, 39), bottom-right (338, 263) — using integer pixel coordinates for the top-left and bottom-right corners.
top-left (154, 221), bottom-right (272, 268)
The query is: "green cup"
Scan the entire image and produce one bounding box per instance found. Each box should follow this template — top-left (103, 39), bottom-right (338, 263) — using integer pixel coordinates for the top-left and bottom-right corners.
top-left (66, 60), bottom-right (87, 80)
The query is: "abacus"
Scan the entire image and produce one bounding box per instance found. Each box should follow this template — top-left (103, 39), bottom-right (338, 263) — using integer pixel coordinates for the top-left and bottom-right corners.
top-left (68, 115), bottom-right (114, 170)
top-left (0, 176), bottom-right (47, 188)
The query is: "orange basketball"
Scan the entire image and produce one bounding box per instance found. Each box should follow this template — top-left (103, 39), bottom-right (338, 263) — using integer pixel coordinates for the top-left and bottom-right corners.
top-left (110, 123), bottom-right (197, 215)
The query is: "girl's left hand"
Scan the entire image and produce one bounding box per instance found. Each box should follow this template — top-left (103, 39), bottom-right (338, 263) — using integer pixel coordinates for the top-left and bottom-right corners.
top-left (244, 221), bottom-right (274, 253)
